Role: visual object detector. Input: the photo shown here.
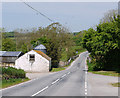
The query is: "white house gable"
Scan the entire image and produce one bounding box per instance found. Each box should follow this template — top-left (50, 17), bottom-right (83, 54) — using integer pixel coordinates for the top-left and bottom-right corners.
top-left (15, 50), bottom-right (51, 72)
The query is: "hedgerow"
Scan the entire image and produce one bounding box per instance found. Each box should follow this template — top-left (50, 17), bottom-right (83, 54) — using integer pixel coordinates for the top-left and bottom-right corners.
top-left (1, 67), bottom-right (26, 79)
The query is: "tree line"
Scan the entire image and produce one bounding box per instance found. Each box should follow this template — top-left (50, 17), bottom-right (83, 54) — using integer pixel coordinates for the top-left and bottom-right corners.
top-left (1, 22), bottom-right (84, 68)
top-left (82, 10), bottom-right (120, 72)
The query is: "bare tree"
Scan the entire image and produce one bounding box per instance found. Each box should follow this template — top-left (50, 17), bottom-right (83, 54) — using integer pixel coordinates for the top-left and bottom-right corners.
top-left (100, 9), bottom-right (118, 23)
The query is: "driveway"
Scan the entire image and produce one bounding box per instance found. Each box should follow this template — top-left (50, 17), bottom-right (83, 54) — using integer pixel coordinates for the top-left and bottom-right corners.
top-left (87, 72), bottom-right (118, 96)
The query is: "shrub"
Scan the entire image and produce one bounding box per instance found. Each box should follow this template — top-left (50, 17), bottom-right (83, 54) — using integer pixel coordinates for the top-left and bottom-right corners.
top-left (1, 67), bottom-right (26, 79)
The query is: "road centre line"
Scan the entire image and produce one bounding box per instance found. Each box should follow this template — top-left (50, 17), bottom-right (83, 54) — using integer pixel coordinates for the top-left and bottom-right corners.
top-left (51, 79), bottom-right (60, 85)
top-left (67, 52), bottom-right (85, 70)
top-left (85, 82), bottom-right (87, 89)
top-left (67, 72), bottom-right (70, 74)
top-left (32, 86), bottom-right (49, 96)
top-left (85, 57), bottom-right (88, 96)
top-left (32, 72), bottom-right (69, 96)
top-left (32, 73), bottom-right (67, 96)
top-left (32, 74), bottom-right (66, 96)
top-left (61, 74), bottom-right (66, 78)
top-left (85, 89), bottom-right (87, 92)
top-left (0, 72), bottom-right (56, 92)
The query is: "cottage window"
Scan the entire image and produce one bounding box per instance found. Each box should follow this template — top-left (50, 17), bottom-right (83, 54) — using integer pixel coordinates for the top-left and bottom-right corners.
top-left (29, 54), bottom-right (35, 61)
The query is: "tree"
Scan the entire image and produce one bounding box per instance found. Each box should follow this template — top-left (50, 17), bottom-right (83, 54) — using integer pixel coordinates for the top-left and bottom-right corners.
top-left (73, 31), bottom-right (84, 46)
top-left (2, 38), bottom-right (16, 51)
top-left (31, 22), bottom-right (75, 68)
top-left (100, 9), bottom-right (118, 23)
top-left (21, 43), bottom-right (28, 53)
top-left (82, 9), bottom-right (120, 71)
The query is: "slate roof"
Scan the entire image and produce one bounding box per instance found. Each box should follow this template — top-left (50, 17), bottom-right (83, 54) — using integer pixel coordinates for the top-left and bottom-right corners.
top-left (34, 50), bottom-right (51, 61)
top-left (0, 51), bottom-right (22, 57)
top-left (33, 44), bottom-right (46, 50)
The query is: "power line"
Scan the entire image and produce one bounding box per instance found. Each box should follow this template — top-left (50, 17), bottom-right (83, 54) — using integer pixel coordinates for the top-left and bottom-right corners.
top-left (21, 0), bottom-right (54, 22)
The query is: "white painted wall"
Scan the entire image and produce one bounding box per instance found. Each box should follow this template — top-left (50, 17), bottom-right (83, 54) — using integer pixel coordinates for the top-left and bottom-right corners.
top-left (15, 50), bottom-right (50, 72)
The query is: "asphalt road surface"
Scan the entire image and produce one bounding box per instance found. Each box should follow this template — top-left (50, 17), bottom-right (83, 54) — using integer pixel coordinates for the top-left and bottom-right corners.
top-left (1, 52), bottom-right (88, 96)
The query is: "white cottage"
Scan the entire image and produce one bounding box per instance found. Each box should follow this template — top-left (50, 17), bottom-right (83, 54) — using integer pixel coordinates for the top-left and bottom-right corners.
top-left (15, 50), bottom-right (51, 72)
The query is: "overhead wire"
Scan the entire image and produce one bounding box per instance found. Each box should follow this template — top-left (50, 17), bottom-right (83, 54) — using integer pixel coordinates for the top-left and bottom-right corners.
top-left (21, 0), bottom-right (54, 23)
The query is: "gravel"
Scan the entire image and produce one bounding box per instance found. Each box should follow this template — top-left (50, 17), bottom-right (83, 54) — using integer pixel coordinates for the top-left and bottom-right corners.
top-left (87, 72), bottom-right (119, 96)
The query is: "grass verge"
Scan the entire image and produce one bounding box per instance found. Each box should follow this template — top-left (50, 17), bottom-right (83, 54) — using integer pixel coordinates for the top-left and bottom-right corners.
top-left (111, 82), bottom-right (120, 87)
top-left (89, 71), bottom-right (119, 77)
top-left (87, 60), bottom-right (119, 77)
top-left (0, 78), bottom-right (30, 89)
top-left (51, 67), bottom-right (65, 72)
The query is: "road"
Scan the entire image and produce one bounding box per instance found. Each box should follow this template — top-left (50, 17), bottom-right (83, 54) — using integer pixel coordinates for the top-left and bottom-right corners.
top-left (1, 51), bottom-right (88, 97)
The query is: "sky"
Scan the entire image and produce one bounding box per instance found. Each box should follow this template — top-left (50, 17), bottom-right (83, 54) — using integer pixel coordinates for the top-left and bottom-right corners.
top-left (2, 2), bottom-right (118, 32)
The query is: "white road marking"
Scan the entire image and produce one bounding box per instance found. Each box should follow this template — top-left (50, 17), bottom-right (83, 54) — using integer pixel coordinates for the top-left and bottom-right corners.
top-left (61, 74), bottom-right (66, 78)
top-left (67, 72), bottom-right (70, 74)
top-left (51, 79), bottom-right (60, 85)
top-left (85, 82), bottom-right (87, 89)
top-left (32, 86), bottom-right (49, 96)
top-left (85, 89), bottom-right (87, 92)
top-left (85, 56), bottom-right (88, 96)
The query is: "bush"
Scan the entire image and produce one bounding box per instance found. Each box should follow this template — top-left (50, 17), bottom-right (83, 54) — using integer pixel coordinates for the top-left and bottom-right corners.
top-left (87, 60), bottom-right (102, 71)
top-left (87, 60), bottom-right (94, 71)
top-left (1, 67), bottom-right (26, 79)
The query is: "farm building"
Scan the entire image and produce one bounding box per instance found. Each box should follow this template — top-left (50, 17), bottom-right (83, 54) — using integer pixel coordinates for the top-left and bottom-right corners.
top-left (15, 50), bottom-right (51, 72)
top-left (0, 51), bottom-right (23, 66)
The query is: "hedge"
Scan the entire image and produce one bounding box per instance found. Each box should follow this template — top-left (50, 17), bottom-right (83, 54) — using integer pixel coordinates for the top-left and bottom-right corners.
top-left (0, 67), bottom-right (26, 79)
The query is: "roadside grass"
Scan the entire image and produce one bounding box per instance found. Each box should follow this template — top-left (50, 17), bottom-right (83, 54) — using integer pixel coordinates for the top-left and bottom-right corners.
top-left (51, 67), bottom-right (65, 72)
top-left (51, 60), bottom-right (73, 72)
top-left (0, 78), bottom-right (30, 89)
top-left (111, 82), bottom-right (120, 87)
top-left (89, 71), bottom-right (119, 77)
top-left (87, 60), bottom-right (119, 77)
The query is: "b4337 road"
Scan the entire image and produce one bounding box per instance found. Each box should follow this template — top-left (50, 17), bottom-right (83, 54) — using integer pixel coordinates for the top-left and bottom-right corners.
top-left (1, 52), bottom-right (89, 97)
